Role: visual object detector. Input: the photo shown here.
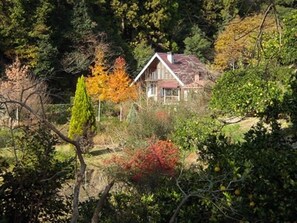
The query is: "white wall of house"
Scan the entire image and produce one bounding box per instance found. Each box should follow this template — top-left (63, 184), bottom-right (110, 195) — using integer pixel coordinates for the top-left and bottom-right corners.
top-left (147, 82), bottom-right (157, 101)
top-left (157, 62), bottom-right (174, 80)
top-left (145, 62), bottom-right (175, 81)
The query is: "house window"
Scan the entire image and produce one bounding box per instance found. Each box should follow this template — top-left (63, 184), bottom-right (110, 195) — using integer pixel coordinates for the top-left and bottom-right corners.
top-left (163, 88), bottom-right (180, 104)
top-left (148, 83), bottom-right (157, 97)
top-left (164, 88), bottom-right (178, 96)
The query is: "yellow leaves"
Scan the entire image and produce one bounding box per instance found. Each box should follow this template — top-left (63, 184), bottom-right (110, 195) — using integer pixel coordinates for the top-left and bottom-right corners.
top-left (85, 53), bottom-right (138, 104)
top-left (214, 14), bottom-right (277, 71)
top-left (107, 57), bottom-right (138, 104)
top-left (85, 50), bottom-right (109, 101)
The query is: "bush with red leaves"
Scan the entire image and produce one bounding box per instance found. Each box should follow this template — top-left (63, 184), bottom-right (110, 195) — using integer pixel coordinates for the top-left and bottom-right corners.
top-left (106, 140), bottom-right (180, 183)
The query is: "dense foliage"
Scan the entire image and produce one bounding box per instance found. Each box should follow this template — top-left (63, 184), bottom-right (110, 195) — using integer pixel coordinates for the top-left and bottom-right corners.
top-left (0, 125), bottom-right (74, 222)
top-left (68, 76), bottom-right (96, 150)
top-left (106, 140), bottom-right (179, 187)
top-left (0, 0), bottom-right (295, 97)
top-left (172, 116), bottom-right (222, 151)
top-left (211, 65), bottom-right (294, 117)
top-left (198, 121), bottom-right (297, 221)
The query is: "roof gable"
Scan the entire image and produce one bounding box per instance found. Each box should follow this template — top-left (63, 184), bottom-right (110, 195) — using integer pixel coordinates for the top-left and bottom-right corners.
top-left (133, 53), bottom-right (184, 86)
top-left (133, 52), bottom-right (210, 86)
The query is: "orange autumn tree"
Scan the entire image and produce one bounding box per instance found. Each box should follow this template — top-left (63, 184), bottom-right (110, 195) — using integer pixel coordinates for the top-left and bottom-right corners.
top-left (85, 50), bottom-right (109, 121)
top-left (107, 57), bottom-right (138, 121)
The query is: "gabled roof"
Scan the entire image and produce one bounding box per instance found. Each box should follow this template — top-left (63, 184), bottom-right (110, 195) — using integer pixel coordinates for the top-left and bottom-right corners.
top-left (133, 52), bottom-right (211, 87)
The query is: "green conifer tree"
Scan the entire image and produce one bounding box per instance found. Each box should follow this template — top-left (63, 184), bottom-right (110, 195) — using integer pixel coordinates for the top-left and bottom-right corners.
top-left (68, 76), bottom-right (96, 146)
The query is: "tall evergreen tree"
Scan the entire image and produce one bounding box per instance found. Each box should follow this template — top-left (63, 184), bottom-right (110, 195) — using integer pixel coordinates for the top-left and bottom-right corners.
top-left (68, 76), bottom-right (96, 151)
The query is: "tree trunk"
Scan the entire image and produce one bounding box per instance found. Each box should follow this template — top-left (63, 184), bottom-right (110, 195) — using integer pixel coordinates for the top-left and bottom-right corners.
top-left (97, 100), bottom-right (101, 122)
top-left (119, 104), bottom-right (123, 122)
top-left (16, 106), bottom-right (19, 126)
top-left (70, 159), bottom-right (86, 223)
top-left (91, 181), bottom-right (115, 223)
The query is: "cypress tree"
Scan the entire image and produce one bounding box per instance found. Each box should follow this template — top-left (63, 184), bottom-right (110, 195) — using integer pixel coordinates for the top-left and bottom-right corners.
top-left (68, 76), bottom-right (96, 147)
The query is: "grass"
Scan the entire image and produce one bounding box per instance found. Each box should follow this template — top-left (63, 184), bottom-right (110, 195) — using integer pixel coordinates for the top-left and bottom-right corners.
top-left (221, 117), bottom-right (259, 143)
top-left (55, 143), bottom-right (120, 168)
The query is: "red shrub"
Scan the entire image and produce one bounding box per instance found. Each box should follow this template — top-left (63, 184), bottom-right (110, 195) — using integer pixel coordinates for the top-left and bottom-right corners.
top-left (106, 140), bottom-right (180, 182)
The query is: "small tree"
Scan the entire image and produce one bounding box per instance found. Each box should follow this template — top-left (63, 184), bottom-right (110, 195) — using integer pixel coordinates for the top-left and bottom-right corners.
top-left (107, 57), bottom-right (138, 121)
top-left (85, 49), bottom-right (109, 121)
top-left (68, 76), bottom-right (96, 152)
top-left (0, 57), bottom-right (49, 125)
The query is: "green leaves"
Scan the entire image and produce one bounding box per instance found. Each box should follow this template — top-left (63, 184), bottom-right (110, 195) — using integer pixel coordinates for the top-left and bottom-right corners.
top-left (0, 124), bottom-right (74, 222)
top-left (281, 10), bottom-right (297, 65)
top-left (211, 65), bottom-right (294, 117)
top-left (68, 76), bottom-right (96, 145)
top-left (184, 25), bottom-right (211, 62)
top-left (172, 116), bottom-right (222, 151)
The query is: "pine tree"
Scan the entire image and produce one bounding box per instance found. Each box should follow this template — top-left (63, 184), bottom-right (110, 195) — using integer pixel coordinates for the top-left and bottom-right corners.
top-left (68, 76), bottom-right (96, 151)
top-left (184, 25), bottom-right (211, 62)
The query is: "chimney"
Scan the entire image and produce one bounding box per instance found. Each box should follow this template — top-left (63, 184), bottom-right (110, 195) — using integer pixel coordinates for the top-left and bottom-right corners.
top-left (167, 52), bottom-right (174, 63)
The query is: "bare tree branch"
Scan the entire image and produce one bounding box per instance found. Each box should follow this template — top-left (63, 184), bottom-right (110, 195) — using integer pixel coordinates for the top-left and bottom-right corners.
top-left (91, 180), bottom-right (115, 223)
top-left (255, 3), bottom-right (274, 61)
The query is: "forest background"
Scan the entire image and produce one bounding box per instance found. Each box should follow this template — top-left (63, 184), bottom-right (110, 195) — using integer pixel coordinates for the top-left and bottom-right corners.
top-left (0, 0), bottom-right (294, 98)
top-left (0, 0), bottom-right (297, 223)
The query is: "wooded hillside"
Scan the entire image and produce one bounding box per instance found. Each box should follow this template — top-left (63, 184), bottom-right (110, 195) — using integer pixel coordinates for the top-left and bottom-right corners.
top-left (0, 0), bottom-right (296, 100)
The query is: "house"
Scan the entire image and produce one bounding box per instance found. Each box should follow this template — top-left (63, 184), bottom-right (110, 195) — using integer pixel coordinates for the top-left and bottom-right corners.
top-left (133, 52), bottom-right (213, 104)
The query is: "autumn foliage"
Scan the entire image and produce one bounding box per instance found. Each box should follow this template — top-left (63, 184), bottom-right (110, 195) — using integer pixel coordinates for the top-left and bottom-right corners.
top-left (214, 14), bottom-right (276, 71)
top-left (86, 54), bottom-right (137, 103)
top-left (85, 50), bottom-right (109, 101)
top-left (0, 57), bottom-right (48, 123)
top-left (85, 54), bottom-right (138, 120)
top-left (107, 57), bottom-right (138, 104)
top-left (106, 140), bottom-right (180, 183)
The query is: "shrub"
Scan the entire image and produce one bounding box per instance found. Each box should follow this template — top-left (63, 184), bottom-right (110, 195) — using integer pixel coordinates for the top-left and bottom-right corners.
top-left (172, 116), bottom-right (222, 151)
top-left (0, 128), bottom-right (24, 149)
top-left (0, 124), bottom-right (74, 222)
top-left (78, 171), bottom-right (212, 223)
top-left (127, 107), bottom-right (173, 142)
top-left (106, 140), bottom-right (180, 189)
top-left (199, 121), bottom-right (297, 221)
top-left (0, 128), bottom-right (11, 148)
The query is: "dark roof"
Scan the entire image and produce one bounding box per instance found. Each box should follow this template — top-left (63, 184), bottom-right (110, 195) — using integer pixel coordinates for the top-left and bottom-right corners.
top-left (157, 53), bottom-right (211, 86)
